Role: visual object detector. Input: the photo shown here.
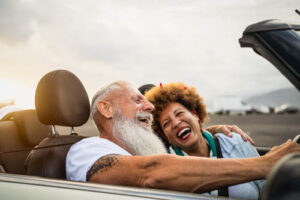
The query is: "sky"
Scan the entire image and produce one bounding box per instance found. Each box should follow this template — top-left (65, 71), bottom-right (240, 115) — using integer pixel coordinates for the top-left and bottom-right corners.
top-left (0, 0), bottom-right (299, 108)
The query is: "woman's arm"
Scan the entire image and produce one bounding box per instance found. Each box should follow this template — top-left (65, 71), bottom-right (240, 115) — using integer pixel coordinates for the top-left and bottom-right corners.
top-left (205, 124), bottom-right (255, 145)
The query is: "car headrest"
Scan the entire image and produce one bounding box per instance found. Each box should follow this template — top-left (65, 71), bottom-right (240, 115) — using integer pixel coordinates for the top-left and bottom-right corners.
top-left (35, 70), bottom-right (90, 127)
top-left (12, 109), bottom-right (50, 146)
top-left (263, 152), bottom-right (300, 200)
top-left (138, 84), bottom-right (155, 95)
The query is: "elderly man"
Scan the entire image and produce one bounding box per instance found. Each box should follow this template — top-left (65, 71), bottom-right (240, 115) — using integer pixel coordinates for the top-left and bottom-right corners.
top-left (66, 81), bottom-right (300, 193)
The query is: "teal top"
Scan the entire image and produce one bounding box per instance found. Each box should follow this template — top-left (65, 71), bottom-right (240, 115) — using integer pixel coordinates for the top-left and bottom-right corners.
top-left (169, 130), bottom-right (216, 157)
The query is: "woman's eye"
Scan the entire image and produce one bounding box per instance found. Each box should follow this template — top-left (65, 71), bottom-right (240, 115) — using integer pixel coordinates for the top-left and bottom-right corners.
top-left (163, 121), bottom-right (169, 128)
top-left (176, 111), bottom-right (183, 116)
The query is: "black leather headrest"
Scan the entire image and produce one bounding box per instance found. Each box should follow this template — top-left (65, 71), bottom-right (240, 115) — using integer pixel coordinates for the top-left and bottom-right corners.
top-left (13, 109), bottom-right (50, 146)
top-left (35, 70), bottom-right (90, 127)
top-left (263, 153), bottom-right (300, 200)
top-left (138, 84), bottom-right (155, 95)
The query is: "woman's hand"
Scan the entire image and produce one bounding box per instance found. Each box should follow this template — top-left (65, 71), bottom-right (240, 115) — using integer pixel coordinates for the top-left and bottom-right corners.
top-left (204, 124), bottom-right (255, 145)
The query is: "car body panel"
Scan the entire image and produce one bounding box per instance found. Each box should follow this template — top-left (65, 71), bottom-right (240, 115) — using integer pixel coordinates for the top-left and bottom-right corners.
top-left (0, 173), bottom-right (225, 200)
top-left (239, 19), bottom-right (300, 91)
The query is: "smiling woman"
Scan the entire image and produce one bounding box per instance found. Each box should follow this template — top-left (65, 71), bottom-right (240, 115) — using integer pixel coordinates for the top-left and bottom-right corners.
top-left (0, 79), bottom-right (35, 109)
top-left (145, 82), bottom-right (265, 199)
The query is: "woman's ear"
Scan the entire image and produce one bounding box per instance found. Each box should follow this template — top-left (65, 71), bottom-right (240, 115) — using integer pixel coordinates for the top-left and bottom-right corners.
top-left (192, 110), bottom-right (200, 121)
top-left (97, 100), bottom-right (113, 119)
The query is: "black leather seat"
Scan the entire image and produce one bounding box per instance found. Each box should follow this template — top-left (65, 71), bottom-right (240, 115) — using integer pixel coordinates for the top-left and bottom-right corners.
top-left (25, 70), bottom-right (90, 179)
top-left (263, 153), bottom-right (300, 200)
top-left (0, 109), bottom-right (49, 174)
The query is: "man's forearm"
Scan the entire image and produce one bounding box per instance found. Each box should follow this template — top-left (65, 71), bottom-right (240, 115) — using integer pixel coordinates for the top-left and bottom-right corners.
top-left (143, 154), bottom-right (268, 193)
top-left (89, 154), bottom-right (269, 193)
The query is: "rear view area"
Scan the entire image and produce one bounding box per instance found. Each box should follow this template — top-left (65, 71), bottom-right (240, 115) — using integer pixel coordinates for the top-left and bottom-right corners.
top-left (0, 109), bottom-right (49, 174)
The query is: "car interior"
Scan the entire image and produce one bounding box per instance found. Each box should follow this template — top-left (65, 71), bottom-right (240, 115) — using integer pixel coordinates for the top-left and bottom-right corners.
top-left (0, 70), bottom-right (89, 179)
top-left (0, 69), bottom-right (299, 199)
top-left (0, 109), bottom-right (49, 174)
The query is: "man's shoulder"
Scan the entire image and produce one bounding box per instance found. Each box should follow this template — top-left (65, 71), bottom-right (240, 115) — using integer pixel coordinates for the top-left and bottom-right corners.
top-left (66, 137), bottom-right (131, 181)
top-left (73, 136), bottom-right (110, 146)
top-left (69, 137), bottom-right (131, 155)
top-left (69, 137), bottom-right (108, 151)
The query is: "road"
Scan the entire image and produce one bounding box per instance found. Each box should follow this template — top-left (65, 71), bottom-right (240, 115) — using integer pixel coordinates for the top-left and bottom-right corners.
top-left (205, 113), bottom-right (300, 147)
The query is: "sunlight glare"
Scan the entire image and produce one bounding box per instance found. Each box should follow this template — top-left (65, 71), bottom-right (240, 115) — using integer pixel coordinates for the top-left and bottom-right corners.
top-left (0, 79), bottom-right (35, 109)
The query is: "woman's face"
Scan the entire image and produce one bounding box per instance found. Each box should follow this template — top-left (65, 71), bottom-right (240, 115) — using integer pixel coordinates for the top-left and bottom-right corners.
top-left (159, 102), bottom-right (201, 150)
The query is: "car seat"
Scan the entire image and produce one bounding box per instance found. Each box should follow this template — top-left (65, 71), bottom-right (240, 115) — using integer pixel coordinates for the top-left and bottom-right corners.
top-left (0, 109), bottom-right (49, 174)
top-left (262, 152), bottom-right (300, 200)
top-left (25, 70), bottom-right (90, 179)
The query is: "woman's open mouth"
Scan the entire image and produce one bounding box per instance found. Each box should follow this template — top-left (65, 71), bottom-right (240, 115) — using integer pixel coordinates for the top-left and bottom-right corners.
top-left (177, 127), bottom-right (191, 140)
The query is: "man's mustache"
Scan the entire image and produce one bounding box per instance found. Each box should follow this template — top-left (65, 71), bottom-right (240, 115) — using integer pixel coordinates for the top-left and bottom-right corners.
top-left (136, 111), bottom-right (153, 125)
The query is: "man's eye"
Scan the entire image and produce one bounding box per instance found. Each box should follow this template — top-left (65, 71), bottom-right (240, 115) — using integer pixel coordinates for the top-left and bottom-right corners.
top-left (132, 98), bottom-right (141, 103)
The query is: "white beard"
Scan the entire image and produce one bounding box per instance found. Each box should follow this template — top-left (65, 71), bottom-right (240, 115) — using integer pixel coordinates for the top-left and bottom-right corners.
top-left (112, 106), bottom-right (167, 155)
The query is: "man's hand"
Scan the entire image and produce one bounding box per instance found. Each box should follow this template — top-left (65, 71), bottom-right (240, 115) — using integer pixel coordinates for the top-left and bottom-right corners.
top-left (262, 140), bottom-right (300, 176)
top-left (205, 124), bottom-right (255, 145)
top-left (264, 139), bottom-right (300, 162)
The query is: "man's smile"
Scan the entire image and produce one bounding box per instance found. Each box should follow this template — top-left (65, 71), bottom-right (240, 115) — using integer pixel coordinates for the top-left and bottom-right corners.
top-left (136, 112), bottom-right (153, 127)
top-left (137, 116), bottom-right (151, 124)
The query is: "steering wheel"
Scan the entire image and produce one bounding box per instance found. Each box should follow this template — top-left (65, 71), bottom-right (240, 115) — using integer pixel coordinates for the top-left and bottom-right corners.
top-left (293, 134), bottom-right (300, 144)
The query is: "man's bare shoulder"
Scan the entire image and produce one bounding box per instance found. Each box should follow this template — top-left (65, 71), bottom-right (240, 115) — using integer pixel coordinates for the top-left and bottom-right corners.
top-left (87, 154), bottom-right (121, 181)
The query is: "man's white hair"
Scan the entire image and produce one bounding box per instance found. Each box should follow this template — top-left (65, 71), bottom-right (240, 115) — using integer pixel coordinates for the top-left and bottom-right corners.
top-left (91, 81), bottom-right (129, 118)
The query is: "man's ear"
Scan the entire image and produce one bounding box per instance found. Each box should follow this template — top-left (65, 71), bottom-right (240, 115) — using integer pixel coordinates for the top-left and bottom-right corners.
top-left (97, 100), bottom-right (113, 119)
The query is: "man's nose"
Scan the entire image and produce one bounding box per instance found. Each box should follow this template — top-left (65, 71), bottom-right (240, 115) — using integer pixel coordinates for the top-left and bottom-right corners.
top-left (142, 100), bottom-right (154, 112)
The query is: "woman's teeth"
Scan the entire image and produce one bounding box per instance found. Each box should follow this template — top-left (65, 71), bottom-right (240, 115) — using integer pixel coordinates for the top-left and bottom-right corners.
top-left (177, 128), bottom-right (191, 139)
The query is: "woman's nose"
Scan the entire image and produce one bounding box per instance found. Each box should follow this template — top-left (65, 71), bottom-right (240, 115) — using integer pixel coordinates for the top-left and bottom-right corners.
top-left (171, 117), bottom-right (180, 129)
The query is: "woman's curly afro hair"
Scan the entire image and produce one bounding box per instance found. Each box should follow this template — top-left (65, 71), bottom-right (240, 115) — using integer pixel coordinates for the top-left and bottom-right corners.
top-left (145, 82), bottom-right (208, 145)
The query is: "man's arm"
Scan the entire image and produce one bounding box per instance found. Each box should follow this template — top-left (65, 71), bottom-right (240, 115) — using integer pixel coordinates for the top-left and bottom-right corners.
top-left (87, 140), bottom-right (299, 193)
top-left (87, 154), bottom-right (120, 181)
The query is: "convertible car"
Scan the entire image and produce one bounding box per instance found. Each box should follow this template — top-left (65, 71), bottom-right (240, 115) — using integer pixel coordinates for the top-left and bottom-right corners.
top-left (0, 19), bottom-right (299, 200)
